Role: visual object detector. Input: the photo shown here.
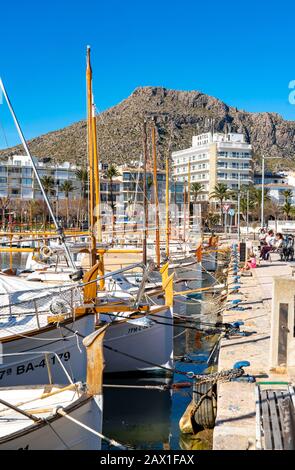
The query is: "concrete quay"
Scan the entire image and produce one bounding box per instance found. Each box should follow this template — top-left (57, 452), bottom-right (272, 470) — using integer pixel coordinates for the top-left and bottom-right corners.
top-left (213, 253), bottom-right (295, 450)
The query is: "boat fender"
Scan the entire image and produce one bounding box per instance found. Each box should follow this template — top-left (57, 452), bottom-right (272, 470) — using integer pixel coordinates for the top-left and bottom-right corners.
top-left (50, 299), bottom-right (69, 315)
top-left (40, 245), bottom-right (54, 259)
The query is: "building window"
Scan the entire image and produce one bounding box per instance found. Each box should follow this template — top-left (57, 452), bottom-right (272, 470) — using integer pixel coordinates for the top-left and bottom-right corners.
top-left (22, 168), bottom-right (32, 177)
top-left (22, 178), bottom-right (33, 186)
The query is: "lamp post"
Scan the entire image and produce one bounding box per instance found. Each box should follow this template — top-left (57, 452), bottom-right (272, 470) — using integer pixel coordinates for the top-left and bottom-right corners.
top-left (246, 189), bottom-right (249, 236)
top-left (261, 154), bottom-right (265, 229)
top-left (261, 155), bottom-right (280, 229)
top-left (237, 172), bottom-right (241, 241)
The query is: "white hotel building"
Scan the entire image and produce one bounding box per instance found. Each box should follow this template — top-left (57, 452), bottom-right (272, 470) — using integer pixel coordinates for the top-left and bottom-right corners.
top-left (172, 132), bottom-right (253, 201)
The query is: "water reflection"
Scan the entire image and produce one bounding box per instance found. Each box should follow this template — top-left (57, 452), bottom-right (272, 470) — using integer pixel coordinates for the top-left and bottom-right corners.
top-left (103, 273), bottom-right (220, 450)
top-left (103, 377), bottom-right (173, 450)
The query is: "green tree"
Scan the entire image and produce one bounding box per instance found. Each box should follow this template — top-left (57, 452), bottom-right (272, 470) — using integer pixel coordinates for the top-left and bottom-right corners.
top-left (40, 176), bottom-right (55, 229)
top-left (251, 187), bottom-right (270, 205)
top-left (75, 167), bottom-right (88, 227)
top-left (40, 176), bottom-right (55, 196)
top-left (282, 201), bottom-right (294, 220)
top-left (60, 180), bottom-right (75, 227)
top-left (75, 167), bottom-right (88, 199)
top-left (209, 183), bottom-right (232, 224)
top-left (239, 196), bottom-right (255, 221)
top-left (207, 213), bottom-right (220, 228)
top-left (0, 197), bottom-right (10, 231)
top-left (190, 182), bottom-right (204, 203)
top-left (104, 164), bottom-right (120, 239)
top-left (282, 189), bottom-right (293, 204)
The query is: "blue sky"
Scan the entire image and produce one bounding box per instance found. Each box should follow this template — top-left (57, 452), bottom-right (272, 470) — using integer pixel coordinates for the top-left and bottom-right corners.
top-left (0, 0), bottom-right (294, 148)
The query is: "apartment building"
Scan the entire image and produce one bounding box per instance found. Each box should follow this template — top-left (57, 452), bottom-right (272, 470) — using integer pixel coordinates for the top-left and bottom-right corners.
top-left (0, 155), bottom-right (81, 200)
top-left (117, 164), bottom-right (184, 207)
top-left (172, 132), bottom-right (253, 201)
top-left (0, 156), bottom-right (184, 207)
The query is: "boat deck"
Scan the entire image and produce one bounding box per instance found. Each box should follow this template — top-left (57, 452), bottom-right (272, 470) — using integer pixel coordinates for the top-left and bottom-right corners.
top-left (0, 384), bottom-right (82, 438)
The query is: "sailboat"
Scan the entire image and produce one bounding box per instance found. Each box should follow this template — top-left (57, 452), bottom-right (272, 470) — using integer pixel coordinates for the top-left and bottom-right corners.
top-left (0, 326), bottom-right (106, 450)
top-left (0, 48), bottom-right (174, 379)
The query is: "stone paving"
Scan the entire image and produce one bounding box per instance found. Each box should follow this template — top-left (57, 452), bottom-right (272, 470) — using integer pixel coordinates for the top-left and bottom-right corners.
top-left (213, 254), bottom-right (294, 450)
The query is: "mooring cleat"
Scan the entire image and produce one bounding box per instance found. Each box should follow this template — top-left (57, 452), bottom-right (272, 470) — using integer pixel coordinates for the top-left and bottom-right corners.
top-left (233, 375), bottom-right (256, 383)
top-left (231, 321), bottom-right (244, 328)
top-left (230, 361), bottom-right (255, 382)
top-left (228, 306), bottom-right (247, 311)
top-left (233, 360), bottom-right (250, 369)
top-left (229, 299), bottom-right (242, 305)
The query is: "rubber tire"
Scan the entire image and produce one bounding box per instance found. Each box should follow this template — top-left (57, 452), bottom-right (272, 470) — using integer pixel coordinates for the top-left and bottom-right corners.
top-left (193, 382), bottom-right (217, 429)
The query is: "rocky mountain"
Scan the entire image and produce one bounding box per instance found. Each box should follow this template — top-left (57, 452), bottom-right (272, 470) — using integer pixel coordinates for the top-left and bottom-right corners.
top-left (1, 86), bottom-right (295, 170)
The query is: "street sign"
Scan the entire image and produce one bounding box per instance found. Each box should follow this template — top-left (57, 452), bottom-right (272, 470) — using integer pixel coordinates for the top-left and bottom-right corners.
top-left (228, 208), bottom-right (235, 217)
top-left (223, 204), bottom-right (230, 213)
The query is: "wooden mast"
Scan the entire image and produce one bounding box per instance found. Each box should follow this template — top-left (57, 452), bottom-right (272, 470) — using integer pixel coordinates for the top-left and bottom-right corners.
top-left (151, 120), bottom-right (161, 267)
top-left (187, 159), bottom-right (191, 232)
top-left (142, 120), bottom-right (148, 265)
top-left (86, 46), bottom-right (97, 267)
top-left (183, 180), bottom-right (186, 240)
top-left (165, 152), bottom-right (170, 258)
top-left (91, 100), bottom-right (102, 244)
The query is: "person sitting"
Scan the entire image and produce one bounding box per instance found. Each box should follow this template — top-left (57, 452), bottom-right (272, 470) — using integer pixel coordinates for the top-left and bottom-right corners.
top-left (260, 232), bottom-right (283, 260)
top-left (241, 251), bottom-right (257, 271)
top-left (259, 228), bottom-right (267, 247)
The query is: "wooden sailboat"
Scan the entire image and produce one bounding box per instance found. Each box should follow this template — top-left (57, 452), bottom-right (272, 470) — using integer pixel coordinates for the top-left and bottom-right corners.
top-left (83, 52), bottom-right (174, 375)
top-left (0, 326), bottom-right (106, 450)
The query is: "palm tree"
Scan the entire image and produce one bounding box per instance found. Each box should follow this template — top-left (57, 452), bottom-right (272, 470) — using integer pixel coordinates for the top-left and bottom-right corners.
top-left (251, 187), bottom-right (270, 205)
top-left (75, 167), bottom-right (88, 199)
top-left (75, 167), bottom-right (88, 227)
top-left (239, 196), bottom-right (255, 221)
top-left (104, 164), bottom-right (120, 239)
top-left (282, 201), bottom-right (294, 220)
top-left (282, 189), bottom-right (293, 204)
top-left (40, 176), bottom-right (55, 229)
top-left (40, 175), bottom-right (55, 196)
top-left (209, 183), bottom-right (231, 224)
top-left (0, 197), bottom-right (10, 231)
top-left (207, 213), bottom-right (220, 229)
top-left (60, 180), bottom-right (75, 227)
top-left (190, 182), bottom-right (204, 203)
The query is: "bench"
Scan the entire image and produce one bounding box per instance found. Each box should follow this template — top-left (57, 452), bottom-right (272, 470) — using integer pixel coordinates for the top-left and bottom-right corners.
top-left (256, 383), bottom-right (295, 449)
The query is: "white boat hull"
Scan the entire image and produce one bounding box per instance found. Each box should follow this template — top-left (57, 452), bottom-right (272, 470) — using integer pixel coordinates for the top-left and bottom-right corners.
top-left (0, 394), bottom-right (102, 450)
top-left (102, 308), bottom-right (173, 374)
top-left (0, 314), bottom-right (94, 386)
top-left (202, 247), bottom-right (217, 271)
top-left (169, 257), bottom-right (202, 315)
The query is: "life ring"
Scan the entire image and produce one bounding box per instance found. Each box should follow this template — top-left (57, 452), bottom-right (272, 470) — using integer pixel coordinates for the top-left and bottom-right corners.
top-left (40, 245), bottom-right (54, 259)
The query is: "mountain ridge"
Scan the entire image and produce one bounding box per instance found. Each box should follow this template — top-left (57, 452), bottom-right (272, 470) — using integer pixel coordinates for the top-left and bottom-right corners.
top-left (1, 86), bottom-right (295, 170)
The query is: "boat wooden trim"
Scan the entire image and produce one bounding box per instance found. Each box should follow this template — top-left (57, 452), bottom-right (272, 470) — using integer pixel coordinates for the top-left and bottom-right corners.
top-left (0, 393), bottom-right (93, 445)
top-left (0, 310), bottom-right (94, 344)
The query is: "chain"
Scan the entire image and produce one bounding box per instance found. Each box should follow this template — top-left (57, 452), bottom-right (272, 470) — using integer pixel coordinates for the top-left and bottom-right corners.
top-left (189, 367), bottom-right (245, 384)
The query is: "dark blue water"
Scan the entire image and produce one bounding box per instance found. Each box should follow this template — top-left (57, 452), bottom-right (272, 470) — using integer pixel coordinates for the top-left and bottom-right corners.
top-left (102, 274), bottom-right (218, 451)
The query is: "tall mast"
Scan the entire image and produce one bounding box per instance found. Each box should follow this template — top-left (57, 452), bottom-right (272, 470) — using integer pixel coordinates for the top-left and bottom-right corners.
top-left (91, 100), bottom-right (102, 243)
top-left (183, 181), bottom-right (187, 240)
top-left (165, 152), bottom-right (170, 258)
top-left (142, 120), bottom-right (148, 265)
top-left (187, 159), bottom-right (191, 233)
top-left (86, 46), bottom-right (97, 266)
top-left (151, 121), bottom-right (160, 267)
top-left (0, 78), bottom-right (80, 277)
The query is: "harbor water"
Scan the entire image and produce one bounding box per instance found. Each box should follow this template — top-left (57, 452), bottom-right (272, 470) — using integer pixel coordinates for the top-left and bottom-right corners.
top-left (1, 253), bottom-right (220, 450)
top-left (103, 272), bottom-right (219, 451)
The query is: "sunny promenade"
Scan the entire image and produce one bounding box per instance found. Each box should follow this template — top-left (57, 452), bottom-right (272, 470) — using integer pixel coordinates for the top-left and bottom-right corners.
top-left (213, 255), bottom-right (294, 450)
